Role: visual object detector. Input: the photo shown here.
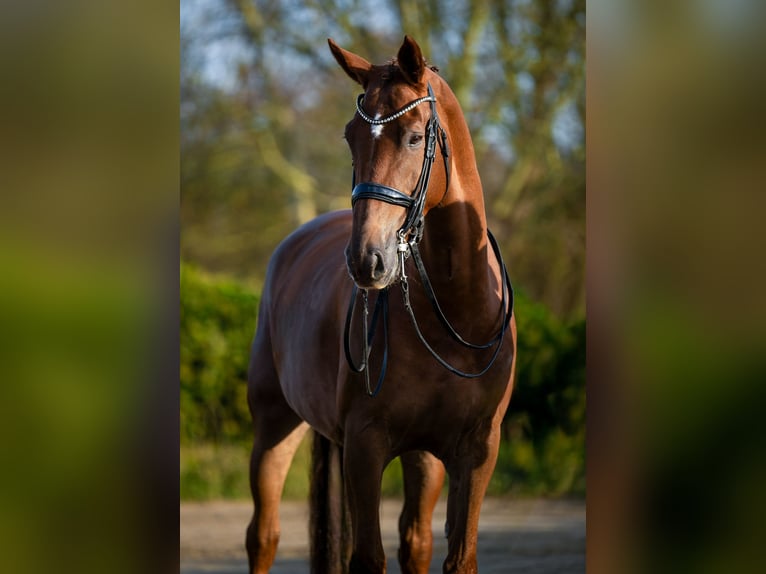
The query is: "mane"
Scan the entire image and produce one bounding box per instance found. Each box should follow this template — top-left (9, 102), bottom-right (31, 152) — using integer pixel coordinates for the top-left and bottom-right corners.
top-left (379, 58), bottom-right (440, 82)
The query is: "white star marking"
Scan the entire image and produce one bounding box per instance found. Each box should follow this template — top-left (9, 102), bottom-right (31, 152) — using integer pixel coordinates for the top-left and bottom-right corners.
top-left (371, 114), bottom-right (383, 138)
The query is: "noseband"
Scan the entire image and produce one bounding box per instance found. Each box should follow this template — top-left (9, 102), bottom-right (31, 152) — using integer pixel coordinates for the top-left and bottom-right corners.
top-left (344, 81), bottom-right (514, 397)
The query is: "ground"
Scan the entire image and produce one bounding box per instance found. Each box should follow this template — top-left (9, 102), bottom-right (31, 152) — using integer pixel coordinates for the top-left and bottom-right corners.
top-left (180, 497), bottom-right (585, 573)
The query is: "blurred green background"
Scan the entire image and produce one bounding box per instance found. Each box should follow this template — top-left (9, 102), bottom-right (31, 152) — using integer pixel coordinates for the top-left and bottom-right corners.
top-left (180, 0), bottom-right (586, 500)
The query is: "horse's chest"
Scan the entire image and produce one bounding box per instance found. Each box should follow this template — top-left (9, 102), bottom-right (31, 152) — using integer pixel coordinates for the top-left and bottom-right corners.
top-left (387, 376), bottom-right (504, 435)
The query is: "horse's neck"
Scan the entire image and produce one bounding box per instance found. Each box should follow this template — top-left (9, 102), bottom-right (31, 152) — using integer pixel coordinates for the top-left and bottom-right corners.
top-left (416, 78), bottom-right (498, 319)
top-left (418, 184), bottom-right (495, 319)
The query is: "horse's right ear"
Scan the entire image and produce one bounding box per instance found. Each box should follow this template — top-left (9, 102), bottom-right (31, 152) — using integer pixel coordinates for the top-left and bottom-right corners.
top-left (328, 38), bottom-right (372, 87)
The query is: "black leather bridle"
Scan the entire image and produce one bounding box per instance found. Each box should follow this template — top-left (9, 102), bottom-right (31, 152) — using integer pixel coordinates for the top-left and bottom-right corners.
top-left (344, 82), bottom-right (514, 397)
top-left (350, 83), bottom-right (450, 245)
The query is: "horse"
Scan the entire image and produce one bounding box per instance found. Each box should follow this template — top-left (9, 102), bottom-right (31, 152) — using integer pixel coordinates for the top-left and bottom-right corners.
top-left (245, 36), bottom-right (517, 574)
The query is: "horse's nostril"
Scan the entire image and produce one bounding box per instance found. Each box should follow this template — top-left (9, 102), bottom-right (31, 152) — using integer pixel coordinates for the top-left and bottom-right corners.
top-left (367, 248), bottom-right (386, 280)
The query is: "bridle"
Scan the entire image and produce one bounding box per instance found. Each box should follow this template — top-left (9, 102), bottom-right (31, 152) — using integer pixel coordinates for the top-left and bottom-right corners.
top-left (350, 83), bottom-right (449, 246)
top-left (344, 82), bottom-right (514, 397)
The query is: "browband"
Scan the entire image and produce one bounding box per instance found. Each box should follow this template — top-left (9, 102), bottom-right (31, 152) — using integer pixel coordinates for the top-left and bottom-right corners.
top-left (355, 93), bottom-right (436, 125)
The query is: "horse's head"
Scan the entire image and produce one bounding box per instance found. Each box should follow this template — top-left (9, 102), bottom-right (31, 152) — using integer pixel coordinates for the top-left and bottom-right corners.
top-left (329, 36), bottom-right (447, 290)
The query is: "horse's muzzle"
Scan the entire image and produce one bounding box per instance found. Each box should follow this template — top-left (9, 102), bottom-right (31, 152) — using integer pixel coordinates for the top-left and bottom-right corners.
top-left (345, 243), bottom-right (397, 289)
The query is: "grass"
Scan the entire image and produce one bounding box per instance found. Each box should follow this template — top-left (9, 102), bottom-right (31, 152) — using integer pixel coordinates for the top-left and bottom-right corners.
top-left (180, 436), bottom-right (412, 500)
top-left (181, 439), bottom-right (311, 501)
top-left (180, 437), bottom-right (407, 501)
top-left (180, 433), bottom-right (584, 501)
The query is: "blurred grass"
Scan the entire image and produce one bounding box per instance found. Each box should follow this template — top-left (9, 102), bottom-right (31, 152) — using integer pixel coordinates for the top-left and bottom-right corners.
top-left (181, 443), bottom-right (252, 501)
top-left (0, 243), bottom-right (171, 574)
top-left (180, 438), bottom-right (408, 501)
top-left (180, 431), bottom-right (584, 501)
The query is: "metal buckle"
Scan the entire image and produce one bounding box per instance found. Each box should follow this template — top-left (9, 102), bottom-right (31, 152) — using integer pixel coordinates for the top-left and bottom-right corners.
top-left (397, 230), bottom-right (410, 283)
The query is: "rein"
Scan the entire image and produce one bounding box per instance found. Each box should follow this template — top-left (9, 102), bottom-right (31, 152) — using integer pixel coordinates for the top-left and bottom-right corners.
top-left (343, 82), bottom-right (514, 396)
top-left (343, 286), bottom-right (389, 397)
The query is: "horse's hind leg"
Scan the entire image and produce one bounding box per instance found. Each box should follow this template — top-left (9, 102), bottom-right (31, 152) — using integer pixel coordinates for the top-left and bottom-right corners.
top-left (245, 338), bottom-right (308, 573)
top-left (398, 451), bottom-right (446, 574)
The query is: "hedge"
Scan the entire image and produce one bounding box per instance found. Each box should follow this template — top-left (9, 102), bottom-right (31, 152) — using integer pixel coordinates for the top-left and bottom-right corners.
top-left (180, 263), bottom-right (258, 445)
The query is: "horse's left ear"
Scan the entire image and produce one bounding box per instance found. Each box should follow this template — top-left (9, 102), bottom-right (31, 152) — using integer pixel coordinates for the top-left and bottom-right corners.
top-left (397, 35), bottom-right (425, 85)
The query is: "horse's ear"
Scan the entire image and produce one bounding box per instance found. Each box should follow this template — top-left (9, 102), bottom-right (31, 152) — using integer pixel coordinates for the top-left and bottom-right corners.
top-left (397, 35), bottom-right (425, 86)
top-left (328, 38), bottom-right (372, 87)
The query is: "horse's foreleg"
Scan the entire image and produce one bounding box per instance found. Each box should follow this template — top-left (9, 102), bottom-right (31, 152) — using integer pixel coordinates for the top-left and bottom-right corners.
top-left (398, 451), bottom-right (445, 574)
top-left (442, 419), bottom-right (502, 574)
top-left (246, 418), bottom-right (309, 574)
top-left (343, 427), bottom-right (389, 574)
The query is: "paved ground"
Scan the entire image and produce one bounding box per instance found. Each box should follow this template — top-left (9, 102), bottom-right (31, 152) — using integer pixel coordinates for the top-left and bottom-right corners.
top-left (181, 497), bottom-right (585, 573)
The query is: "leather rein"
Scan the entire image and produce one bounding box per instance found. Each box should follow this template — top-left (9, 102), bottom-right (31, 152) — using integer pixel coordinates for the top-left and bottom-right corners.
top-left (343, 82), bottom-right (514, 396)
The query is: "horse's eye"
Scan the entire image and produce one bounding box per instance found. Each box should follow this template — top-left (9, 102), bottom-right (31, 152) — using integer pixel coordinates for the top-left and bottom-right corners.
top-left (408, 133), bottom-right (424, 147)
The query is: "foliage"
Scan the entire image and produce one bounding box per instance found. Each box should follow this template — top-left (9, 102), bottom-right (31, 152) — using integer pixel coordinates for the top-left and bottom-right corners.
top-left (180, 262), bottom-right (258, 445)
top-left (180, 264), bottom-right (585, 499)
top-left (492, 293), bottom-right (586, 495)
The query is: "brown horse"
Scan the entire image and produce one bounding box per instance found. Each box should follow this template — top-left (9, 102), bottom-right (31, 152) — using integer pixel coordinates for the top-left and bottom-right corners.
top-left (245, 36), bottom-right (517, 574)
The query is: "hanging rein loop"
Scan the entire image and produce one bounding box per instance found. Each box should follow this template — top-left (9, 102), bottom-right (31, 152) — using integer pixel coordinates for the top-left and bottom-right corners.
top-left (343, 287), bottom-right (389, 397)
top-left (344, 82), bottom-right (513, 396)
top-left (400, 230), bottom-right (514, 379)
